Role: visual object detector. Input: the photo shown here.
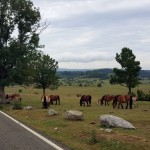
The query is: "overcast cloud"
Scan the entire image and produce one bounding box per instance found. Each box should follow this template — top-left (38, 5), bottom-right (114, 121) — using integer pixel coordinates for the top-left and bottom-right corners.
top-left (32, 0), bottom-right (150, 69)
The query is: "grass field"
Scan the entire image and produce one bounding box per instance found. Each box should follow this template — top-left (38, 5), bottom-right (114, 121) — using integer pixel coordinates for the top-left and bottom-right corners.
top-left (1, 80), bottom-right (150, 150)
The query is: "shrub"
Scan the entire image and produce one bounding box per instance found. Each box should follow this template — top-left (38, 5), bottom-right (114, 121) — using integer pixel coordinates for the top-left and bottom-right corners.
top-left (137, 89), bottom-right (150, 101)
top-left (11, 101), bottom-right (22, 110)
top-left (89, 130), bottom-right (99, 144)
top-left (18, 89), bottom-right (22, 93)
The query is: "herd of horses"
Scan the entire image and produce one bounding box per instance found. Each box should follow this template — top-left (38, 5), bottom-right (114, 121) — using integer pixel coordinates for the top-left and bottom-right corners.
top-left (3, 92), bottom-right (138, 109)
top-left (41, 93), bottom-right (138, 109)
top-left (98, 94), bottom-right (138, 109)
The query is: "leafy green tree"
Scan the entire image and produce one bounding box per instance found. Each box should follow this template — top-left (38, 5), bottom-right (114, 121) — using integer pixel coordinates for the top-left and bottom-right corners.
top-left (33, 53), bottom-right (59, 95)
top-left (110, 47), bottom-right (141, 95)
top-left (0, 0), bottom-right (41, 102)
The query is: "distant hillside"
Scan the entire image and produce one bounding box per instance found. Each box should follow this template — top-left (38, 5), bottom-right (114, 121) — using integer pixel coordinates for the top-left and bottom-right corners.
top-left (57, 68), bottom-right (150, 80)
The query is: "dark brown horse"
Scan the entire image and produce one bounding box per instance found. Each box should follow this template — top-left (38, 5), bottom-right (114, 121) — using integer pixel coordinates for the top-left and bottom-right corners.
top-left (49, 95), bottom-right (60, 105)
top-left (80, 95), bottom-right (92, 107)
top-left (98, 94), bottom-right (114, 106)
top-left (113, 95), bottom-right (132, 109)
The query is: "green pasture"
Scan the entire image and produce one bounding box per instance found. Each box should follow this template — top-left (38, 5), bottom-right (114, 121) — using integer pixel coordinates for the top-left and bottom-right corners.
top-left (1, 80), bottom-right (150, 150)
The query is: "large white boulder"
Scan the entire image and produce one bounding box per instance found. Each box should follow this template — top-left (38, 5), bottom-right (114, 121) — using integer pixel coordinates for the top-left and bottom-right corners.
top-left (100, 114), bottom-right (135, 129)
top-left (65, 110), bottom-right (83, 121)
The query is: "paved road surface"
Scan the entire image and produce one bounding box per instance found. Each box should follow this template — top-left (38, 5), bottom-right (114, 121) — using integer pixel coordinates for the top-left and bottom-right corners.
top-left (0, 111), bottom-right (69, 150)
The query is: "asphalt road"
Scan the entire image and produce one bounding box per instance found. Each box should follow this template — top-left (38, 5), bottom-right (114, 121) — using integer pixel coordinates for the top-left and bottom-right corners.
top-left (0, 111), bottom-right (69, 150)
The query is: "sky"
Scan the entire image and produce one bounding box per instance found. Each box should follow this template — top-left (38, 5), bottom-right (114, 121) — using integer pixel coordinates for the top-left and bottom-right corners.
top-left (32, 0), bottom-right (150, 70)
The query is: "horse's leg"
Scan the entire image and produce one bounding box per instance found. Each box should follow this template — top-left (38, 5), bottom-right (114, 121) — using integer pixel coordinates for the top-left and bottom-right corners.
top-left (118, 102), bottom-right (120, 109)
top-left (105, 100), bottom-right (106, 106)
top-left (80, 100), bottom-right (82, 106)
top-left (121, 103), bottom-right (123, 109)
top-left (113, 100), bottom-right (116, 108)
top-left (87, 101), bottom-right (88, 107)
top-left (107, 101), bottom-right (109, 106)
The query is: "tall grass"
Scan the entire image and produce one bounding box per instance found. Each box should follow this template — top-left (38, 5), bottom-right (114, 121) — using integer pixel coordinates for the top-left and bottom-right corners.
top-left (2, 80), bottom-right (150, 150)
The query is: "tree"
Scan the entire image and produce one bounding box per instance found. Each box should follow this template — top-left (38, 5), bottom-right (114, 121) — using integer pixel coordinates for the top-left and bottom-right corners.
top-left (0, 0), bottom-right (41, 102)
top-left (33, 53), bottom-right (59, 95)
top-left (109, 47), bottom-right (141, 95)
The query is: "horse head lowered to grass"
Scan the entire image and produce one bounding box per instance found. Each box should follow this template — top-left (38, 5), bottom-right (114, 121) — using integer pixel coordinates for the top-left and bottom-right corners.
top-left (98, 94), bottom-right (114, 106)
top-left (80, 95), bottom-right (92, 107)
top-left (41, 95), bottom-right (60, 109)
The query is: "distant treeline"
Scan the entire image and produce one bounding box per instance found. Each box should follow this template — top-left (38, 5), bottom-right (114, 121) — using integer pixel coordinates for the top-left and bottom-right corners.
top-left (57, 68), bottom-right (150, 80)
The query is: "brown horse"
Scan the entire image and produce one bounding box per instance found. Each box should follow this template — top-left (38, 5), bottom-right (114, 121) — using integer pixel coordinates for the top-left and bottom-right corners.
top-left (49, 95), bottom-right (60, 105)
top-left (80, 95), bottom-right (92, 107)
top-left (41, 95), bottom-right (60, 108)
top-left (113, 95), bottom-right (132, 109)
top-left (5, 93), bottom-right (22, 102)
top-left (98, 94), bottom-right (114, 106)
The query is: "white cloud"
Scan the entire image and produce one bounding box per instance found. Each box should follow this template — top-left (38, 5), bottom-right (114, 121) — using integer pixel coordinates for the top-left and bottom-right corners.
top-left (32, 0), bottom-right (150, 69)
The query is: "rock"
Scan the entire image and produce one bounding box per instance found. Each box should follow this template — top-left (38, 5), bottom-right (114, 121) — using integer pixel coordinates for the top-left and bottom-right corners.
top-left (48, 109), bottom-right (58, 116)
top-left (65, 110), bottom-right (83, 121)
top-left (24, 106), bottom-right (34, 110)
top-left (104, 129), bottom-right (113, 133)
top-left (100, 114), bottom-right (135, 129)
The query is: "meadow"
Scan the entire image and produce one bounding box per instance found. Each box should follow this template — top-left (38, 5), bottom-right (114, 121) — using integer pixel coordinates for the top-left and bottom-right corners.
top-left (1, 79), bottom-right (150, 150)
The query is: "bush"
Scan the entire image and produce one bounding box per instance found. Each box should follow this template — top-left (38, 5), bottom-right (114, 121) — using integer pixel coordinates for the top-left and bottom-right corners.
top-left (18, 89), bottom-right (22, 93)
top-left (137, 89), bottom-right (150, 101)
top-left (89, 130), bottom-right (99, 144)
top-left (0, 105), bottom-right (3, 109)
top-left (11, 101), bottom-right (22, 110)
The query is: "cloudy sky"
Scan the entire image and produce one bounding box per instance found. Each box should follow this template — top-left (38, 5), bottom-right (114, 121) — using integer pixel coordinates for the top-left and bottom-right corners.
top-left (32, 0), bottom-right (150, 70)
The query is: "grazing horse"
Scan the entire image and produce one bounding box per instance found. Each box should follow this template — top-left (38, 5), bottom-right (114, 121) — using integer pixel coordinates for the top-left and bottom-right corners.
top-left (5, 93), bottom-right (22, 102)
top-left (113, 95), bottom-right (132, 109)
top-left (80, 95), bottom-right (92, 107)
top-left (49, 95), bottom-right (60, 105)
top-left (41, 95), bottom-right (60, 106)
top-left (98, 94), bottom-right (114, 106)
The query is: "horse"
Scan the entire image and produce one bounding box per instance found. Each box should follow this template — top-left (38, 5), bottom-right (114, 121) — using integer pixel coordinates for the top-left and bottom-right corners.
top-left (80, 95), bottom-right (92, 107)
top-left (112, 95), bottom-right (132, 109)
top-left (41, 95), bottom-right (60, 107)
top-left (5, 93), bottom-right (22, 103)
top-left (98, 94), bottom-right (114, 106)
top-left (49, 95), bottom-right (60, 105)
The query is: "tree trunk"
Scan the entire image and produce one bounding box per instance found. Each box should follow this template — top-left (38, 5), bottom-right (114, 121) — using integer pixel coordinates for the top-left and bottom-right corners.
top-left (0, 86), bottom-right (5, 103)
top-left (42, 87), bottom-right (45, 95)
top-left (128, 86), bottom-right (132, 95)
